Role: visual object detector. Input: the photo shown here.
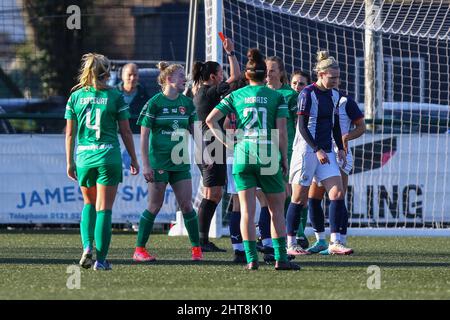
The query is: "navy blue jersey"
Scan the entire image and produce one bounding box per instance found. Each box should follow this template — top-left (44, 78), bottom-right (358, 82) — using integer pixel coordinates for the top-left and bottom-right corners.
top-left (294, 83), bottom-right (340, 152)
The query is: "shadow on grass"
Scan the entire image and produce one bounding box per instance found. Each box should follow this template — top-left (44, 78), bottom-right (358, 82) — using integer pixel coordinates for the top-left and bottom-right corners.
top-left (0, 258), bottom-right (448, 268)
top-left (0, 258), bottom-right (234, 266)
top-left (0, 229), bottom-right (149, 235)
top-left (297, 260), bottom-right (450, 268)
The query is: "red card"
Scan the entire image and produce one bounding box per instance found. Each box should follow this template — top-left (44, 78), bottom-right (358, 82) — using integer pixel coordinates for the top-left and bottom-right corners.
top-left (218, 32), bottom-right (225, 42)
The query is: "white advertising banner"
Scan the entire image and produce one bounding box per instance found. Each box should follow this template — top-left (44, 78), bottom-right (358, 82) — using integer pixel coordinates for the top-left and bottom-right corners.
top-left (346, 133), bottom-right (450, 225)
top-left (0, 134), bottom-right (201, 224)
top-left (0, 133), bottom-right (448, 225)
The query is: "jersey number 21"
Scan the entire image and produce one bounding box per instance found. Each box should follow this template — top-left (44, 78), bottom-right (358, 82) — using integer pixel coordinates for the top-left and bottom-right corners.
top-left (243, 107), bottom-right (267, 137)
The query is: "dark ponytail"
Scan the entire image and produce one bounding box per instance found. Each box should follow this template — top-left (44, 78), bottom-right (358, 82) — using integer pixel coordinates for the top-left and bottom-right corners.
top-left (245, 48), bottom-right (266, 82)
top-left (192, 61), bottom-right (220, 85)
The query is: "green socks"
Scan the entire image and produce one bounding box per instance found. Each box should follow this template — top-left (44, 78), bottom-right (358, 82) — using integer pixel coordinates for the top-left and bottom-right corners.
top-left (136, 209), bottom-right (156, 247)
top-left (243, 240), bottom-right (258, 263)
top-left (136, 209), bottom-right (200, 248)
top-left (183, 210), bottom-right (200, 247)
top-left (95, 210), bottom-right (112, 262)
top-left (297, 207), bottom-right (308, 237)
top-left (273, 237), bottom-right (288, 262)
top-left (80, 204), bottom-right (96, 250)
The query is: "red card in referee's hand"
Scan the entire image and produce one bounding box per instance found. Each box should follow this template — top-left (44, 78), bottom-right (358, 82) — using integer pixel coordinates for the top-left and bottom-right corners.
top-left (218, 32), bottom-right (226, 42)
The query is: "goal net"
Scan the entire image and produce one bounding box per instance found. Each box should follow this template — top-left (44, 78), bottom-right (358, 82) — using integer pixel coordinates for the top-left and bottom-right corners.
top-left (205, 0), bottom-right (450, 236)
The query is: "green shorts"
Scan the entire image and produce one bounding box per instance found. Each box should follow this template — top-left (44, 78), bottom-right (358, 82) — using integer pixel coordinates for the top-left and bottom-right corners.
top-left (153, 169), bottom-right (191, 185)
top-left (233, 164), bottom-right (285, 194)
top-left (77, 164), bottom-right (122, 188)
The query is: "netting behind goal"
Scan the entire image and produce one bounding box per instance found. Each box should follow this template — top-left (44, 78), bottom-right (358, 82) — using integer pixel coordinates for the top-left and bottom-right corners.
top-left (207, 0), bottom-right (450, 234)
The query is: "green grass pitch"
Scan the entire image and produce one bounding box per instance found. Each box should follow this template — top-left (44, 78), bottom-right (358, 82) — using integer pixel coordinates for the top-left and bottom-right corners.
top-left (0, 230), bottom-right (449, 300)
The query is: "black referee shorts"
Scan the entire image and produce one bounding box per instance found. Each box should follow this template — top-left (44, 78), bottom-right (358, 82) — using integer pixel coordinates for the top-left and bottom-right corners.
top-left (198, 163), bottom-right (227, 187)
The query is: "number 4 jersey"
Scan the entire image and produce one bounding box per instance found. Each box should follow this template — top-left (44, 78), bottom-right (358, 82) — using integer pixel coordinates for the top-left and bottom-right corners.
top-left (65, 86), bottom-right (130, 168)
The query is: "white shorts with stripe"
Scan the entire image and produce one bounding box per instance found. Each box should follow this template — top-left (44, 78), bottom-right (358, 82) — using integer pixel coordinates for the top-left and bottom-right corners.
top-left (312, 146), bottom-right (353, 186)
top-left (289, 151), bottom-right (341, 186)
top-left (334, 143), bottom-right (353, 175)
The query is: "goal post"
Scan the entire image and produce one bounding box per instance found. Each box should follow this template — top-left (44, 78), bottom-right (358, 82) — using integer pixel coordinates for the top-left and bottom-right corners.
top-left (205, 0), bottom-right (223, 64)
top-left (204, 0), bottom-right (450, 236)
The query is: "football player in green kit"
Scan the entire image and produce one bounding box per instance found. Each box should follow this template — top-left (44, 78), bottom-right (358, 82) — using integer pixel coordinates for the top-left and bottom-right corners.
top-left (65, 53), bottom-right (139, 271)
top-left (133, 62), bottom-right (208, 262)
top-left (206, 49), bottom-right (300, 271)
top-left (255, 56), bottom-right (309, 262)
top-left (289, 70), bottom-right (312, 249)
top-left (266, 57), bottom-right (311, 253)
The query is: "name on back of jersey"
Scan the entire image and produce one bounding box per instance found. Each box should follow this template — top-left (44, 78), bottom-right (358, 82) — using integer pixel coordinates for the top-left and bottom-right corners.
top-left (244, 96), bottom-right (268, 104)
top-left (79, 97), bottom-right (108, 105)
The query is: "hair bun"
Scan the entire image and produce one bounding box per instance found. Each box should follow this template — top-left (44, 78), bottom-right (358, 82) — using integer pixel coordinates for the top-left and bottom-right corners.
top-left (157, 61), bottom-right (170, 71)
top-left (316, 50), bottom-right (329, 62)
top-left (247, 48), bottom-right (264, 63)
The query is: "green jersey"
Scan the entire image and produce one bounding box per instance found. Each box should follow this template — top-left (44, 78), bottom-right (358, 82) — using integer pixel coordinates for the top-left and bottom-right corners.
top-left (215, 85), bottom-right (288, 171)
top-left (65, 86), bottom-right (130, 168)
top-left (276, 84), bottom-right (298, 157)
top-left (137, 92), bottom-right (196, 171)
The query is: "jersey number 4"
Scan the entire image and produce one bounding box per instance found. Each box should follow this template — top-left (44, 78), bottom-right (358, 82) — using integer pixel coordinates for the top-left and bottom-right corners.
top-left (86, 108), bottom-right (101, 140)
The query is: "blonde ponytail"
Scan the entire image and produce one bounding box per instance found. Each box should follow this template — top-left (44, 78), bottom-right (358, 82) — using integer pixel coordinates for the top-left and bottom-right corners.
top-left (71, 53), bottom-right (111, 92)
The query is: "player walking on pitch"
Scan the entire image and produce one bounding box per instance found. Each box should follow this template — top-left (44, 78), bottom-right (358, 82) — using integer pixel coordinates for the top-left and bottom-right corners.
top-left (65, 53), bottom-right (139, 271)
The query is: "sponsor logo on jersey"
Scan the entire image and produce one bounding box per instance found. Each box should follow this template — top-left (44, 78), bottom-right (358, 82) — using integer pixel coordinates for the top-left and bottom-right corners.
top-left (163, 108), bottom-right (169, 114)
top-left (179, 106), bottom-right (186, 115)
top-left (172, 120), bottom-right (179, 130)
top-left (172, 108), bottom-right (178, 113)
top-left (158, 170), bottom-right (164, 175)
